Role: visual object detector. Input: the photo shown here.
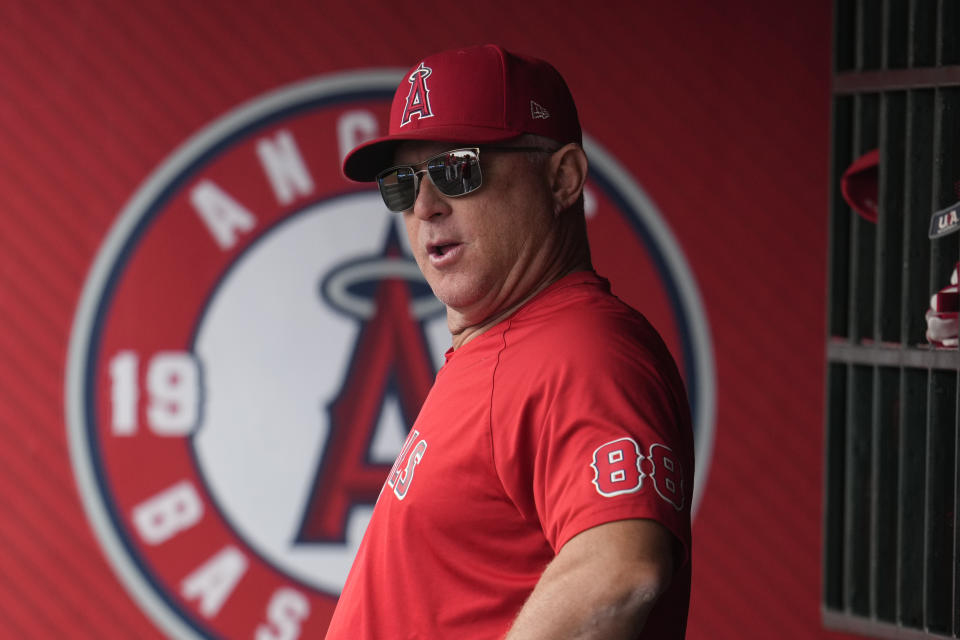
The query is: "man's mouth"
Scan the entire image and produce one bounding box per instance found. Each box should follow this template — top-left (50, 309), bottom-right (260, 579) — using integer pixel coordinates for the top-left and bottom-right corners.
top-left (426, 242), bottom-right (464, 266)
top-left (429, 242), bottom-right (458, 257)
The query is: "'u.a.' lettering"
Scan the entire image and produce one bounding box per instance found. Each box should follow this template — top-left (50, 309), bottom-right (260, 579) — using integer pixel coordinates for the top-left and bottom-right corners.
top-left (939, 210), bottom-right (959, 230)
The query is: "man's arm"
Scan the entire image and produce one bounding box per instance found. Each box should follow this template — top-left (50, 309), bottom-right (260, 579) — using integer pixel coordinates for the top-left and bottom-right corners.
top-left (504, 519), bottom-right (675, 640)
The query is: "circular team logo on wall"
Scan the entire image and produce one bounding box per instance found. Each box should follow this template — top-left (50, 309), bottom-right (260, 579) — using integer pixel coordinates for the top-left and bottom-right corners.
top-left (66, 71), bottom-right (715, 639)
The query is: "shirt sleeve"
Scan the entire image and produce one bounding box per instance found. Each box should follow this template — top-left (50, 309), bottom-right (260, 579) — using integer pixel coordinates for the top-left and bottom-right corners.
top-left (490, 314), bottom-right (694, 565)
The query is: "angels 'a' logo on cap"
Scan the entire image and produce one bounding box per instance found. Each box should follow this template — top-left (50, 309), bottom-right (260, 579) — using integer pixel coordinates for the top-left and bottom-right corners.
top-left (400, 62), bottom-right (434, 127)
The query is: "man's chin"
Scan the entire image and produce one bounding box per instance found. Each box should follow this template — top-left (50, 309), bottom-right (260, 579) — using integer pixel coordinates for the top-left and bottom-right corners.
top-left (427, 277), bottom-right (480, 311)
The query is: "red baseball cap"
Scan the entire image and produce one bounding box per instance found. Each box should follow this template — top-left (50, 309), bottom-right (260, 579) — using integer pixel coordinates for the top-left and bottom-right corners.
top-left (841, 148), bottom-right (879, 223)
top-left (342, 44), bottom-right (582, 182)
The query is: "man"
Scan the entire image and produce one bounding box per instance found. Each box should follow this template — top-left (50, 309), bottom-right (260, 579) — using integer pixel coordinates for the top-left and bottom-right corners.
top-left (326, 44), bottom-right (694, 639)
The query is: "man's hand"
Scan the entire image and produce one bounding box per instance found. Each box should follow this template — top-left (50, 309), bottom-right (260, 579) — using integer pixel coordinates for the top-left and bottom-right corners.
top-left (504, 519), bottom-right (675, 640)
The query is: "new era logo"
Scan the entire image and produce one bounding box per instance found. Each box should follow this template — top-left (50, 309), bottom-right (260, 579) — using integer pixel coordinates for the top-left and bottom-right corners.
top-left (530, 100), bottom-right (550, 120)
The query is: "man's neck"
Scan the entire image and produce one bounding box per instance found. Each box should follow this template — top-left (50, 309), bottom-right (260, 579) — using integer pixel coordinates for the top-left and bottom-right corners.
top-left (447, 261), bottom-right (593, 350)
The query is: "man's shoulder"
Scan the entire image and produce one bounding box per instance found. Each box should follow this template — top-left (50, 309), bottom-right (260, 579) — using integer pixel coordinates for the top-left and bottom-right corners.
top-left (511, 273), bottom-right (661, 357)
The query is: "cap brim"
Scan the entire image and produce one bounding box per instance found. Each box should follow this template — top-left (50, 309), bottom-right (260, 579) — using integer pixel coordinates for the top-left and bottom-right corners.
top-left (342, 125), bottom-right (524, 182)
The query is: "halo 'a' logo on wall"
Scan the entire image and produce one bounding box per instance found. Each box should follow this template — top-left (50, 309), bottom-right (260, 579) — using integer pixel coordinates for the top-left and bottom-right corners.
top-left (66, 71), bottom-right (715, 639)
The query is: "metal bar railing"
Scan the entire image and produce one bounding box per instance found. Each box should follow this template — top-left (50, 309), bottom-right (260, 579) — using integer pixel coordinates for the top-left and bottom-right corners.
top-left (876, 90), bottom-right (906, 343)
top-left (871, 366), bottom-right (899, 620)
top-left (845, 364), bottom-right (873, 615)
top-left (899, 368), bottom-right (928, 627)
top-left (902, 89), bottom-right (934, 346)
top-left (925, 371), bottom-right (956, 633)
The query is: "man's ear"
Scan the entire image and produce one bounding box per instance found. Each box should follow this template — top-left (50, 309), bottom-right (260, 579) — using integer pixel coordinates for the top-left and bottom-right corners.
top-left (548, 143), bottom-right (589, 216)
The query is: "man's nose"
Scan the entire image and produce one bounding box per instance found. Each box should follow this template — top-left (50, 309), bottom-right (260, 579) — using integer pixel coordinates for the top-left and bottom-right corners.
top-left (411, 173), bottom-right (452, 221)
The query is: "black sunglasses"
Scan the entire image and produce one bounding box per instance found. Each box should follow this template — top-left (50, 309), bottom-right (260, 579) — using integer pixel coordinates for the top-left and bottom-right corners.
top-left (375, 146), bottom-right (556, 212)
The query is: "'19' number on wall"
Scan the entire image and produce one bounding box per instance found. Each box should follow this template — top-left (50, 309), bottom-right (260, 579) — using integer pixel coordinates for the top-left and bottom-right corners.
top-left (109, 351), bottom-right (201, 436)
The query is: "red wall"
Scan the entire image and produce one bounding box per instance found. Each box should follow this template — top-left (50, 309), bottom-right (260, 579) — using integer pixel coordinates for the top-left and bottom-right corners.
top-left (0, 1), bottom-right (862, 638)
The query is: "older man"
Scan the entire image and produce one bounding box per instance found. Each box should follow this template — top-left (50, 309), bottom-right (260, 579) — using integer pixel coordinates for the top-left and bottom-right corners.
top-left (325, 44), bottom-right (694, 639)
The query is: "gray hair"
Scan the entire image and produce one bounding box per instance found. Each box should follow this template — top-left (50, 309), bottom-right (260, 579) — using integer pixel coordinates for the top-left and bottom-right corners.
top-left (512, 133), bottom-right (586, 217)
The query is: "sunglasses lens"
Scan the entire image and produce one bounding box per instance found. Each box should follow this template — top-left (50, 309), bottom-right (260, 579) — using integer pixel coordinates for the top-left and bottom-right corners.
top-left (376, 149), bottom-right (483, 212)
top-left (428, 149), bottom-right (481, 197)
top-left (378, 166), bottom-right (416, 212)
